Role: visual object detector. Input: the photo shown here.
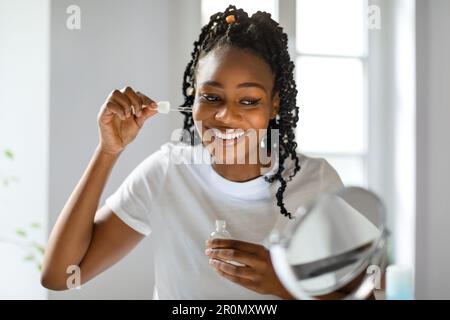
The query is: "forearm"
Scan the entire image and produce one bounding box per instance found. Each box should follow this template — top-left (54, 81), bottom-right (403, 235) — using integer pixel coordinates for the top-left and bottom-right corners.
top-left (41, 146), bottom-right (120, 287)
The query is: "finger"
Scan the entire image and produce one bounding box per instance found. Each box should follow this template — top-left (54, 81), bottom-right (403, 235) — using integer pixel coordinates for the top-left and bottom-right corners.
top-left (209, 258), bottom-right (255, 281)
top-left (217, 270), bottom-right (257, 291)
top-left (136, 91), bottom-right (157, 109)
top-left (206, 239), bottom-right (264, 255)
top-left (205, 248), bottom-right (257, 267)
top-left (123, 86), bottom-right (143, 117)
top-left (211, 260), bottom-right (258, 290)
top-left (104, 101), bottom-right (126, 120)
top-left (111, 89), bottom-right (132, 118)
top-left (133, 107), bottom-right (157, 128)
top-left (134, 103), bottom-right (158, 128)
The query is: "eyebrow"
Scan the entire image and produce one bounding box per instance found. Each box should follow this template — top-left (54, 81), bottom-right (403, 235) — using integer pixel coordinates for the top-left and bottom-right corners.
top-left (200, 80), bottom-right (267, 92)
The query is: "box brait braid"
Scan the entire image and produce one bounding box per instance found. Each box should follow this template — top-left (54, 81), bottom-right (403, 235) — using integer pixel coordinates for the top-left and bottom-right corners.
top-left (179, 5), bottom-right (301, 219)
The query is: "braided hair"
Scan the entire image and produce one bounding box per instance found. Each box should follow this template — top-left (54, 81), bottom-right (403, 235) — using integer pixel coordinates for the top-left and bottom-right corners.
top-left (179, 5), bottom-right (301, 219)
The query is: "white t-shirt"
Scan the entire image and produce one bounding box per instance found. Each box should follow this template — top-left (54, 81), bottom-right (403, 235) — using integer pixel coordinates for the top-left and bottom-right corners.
top-left (105, 141), bottom-right (344, 299)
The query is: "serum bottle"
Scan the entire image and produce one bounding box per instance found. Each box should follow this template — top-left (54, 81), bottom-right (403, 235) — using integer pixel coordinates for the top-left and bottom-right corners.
top-left (210, 220), bottom-right (245, 267)
top-left (210, 220), bottom-right (232, 240)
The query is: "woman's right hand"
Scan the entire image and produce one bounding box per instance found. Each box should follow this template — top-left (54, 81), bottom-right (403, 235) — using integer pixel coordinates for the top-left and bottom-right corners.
top-left (97, 86), bottom-right (158, 155)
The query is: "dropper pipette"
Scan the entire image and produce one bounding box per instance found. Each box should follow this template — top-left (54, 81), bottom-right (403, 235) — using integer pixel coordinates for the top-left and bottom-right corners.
top-left (144, 101), bottom-right (192, 114)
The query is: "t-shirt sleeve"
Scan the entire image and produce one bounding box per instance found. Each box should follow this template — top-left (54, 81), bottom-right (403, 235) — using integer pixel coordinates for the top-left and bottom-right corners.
top-left (320, 159), bottom-right (344, 192)
top-left (105, 143), bottom-right (170, 236)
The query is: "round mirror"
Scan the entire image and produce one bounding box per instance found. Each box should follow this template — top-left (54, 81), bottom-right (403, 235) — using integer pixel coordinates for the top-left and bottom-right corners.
top-left (270, 186), bottom-right (389, 300)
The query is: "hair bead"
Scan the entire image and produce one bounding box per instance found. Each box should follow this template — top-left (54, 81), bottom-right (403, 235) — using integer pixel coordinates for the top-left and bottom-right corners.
top-left (225, 15), bottom-right (236, 24)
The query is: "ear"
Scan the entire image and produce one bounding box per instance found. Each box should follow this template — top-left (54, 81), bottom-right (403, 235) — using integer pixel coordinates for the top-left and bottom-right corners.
top-left (270, 91), bottom-right (280, 120)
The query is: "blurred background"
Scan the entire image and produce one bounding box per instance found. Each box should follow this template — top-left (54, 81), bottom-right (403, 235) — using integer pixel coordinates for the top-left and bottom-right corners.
top-left (0, 0), bottom-right (449, 299)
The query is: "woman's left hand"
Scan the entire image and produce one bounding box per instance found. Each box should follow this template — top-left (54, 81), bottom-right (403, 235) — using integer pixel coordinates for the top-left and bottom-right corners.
top-left (205, 238), bottom-right (294, 299)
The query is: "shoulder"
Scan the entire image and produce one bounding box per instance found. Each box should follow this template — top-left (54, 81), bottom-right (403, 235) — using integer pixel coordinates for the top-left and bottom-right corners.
top-left (141, 141), bottom-right (193, 164)
top-left (137, 141), bottom-right (203, 173)
top-left (130, 141), bottom-right (182, 177)
top-left (289, 153), bottom-right (343, 192)
top-left (301, 154), bottom-right (341, 181)
top-left (120, 141), bottom-right (195, 192)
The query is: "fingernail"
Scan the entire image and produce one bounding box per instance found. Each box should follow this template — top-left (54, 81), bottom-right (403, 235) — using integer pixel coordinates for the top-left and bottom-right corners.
top-left (205, 249), bottom-right (212, 255)
top-left (209, 259), bottom-right (214, 265)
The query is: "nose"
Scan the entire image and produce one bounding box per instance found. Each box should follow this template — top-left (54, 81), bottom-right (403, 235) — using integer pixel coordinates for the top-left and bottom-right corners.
top-left (214, 103), bottom-right (242, 123)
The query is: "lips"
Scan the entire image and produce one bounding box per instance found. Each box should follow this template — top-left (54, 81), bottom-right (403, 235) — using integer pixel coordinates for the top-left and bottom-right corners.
top-left (205, 127), bottom-right (247, 146)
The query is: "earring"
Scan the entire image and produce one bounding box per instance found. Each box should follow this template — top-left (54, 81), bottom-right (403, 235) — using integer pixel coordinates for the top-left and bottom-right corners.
top-left (260, 133), bottom-right (268, 149)
top-left (186, 86), bottom-right (194, 96)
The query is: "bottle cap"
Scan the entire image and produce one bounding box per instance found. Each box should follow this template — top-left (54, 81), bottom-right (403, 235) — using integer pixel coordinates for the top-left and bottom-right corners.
top-left (157, 101), bottom-right (171, 114)
top-left (215, 220), bottom-right (226, 230)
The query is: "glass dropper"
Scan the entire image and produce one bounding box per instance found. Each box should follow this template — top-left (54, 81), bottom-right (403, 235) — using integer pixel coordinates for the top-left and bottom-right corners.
top-left (144, 101), bottom-right (192, 114)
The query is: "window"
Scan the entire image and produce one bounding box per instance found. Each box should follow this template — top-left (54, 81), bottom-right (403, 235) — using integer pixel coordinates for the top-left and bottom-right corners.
top-left (294, 0), bottom-right (369, 186)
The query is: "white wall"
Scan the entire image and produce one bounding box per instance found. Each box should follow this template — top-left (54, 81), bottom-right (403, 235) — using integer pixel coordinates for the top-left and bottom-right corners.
top-left (47, 0), bottom-right (200, 299)
top-left (367, 0), bottom-right (416, 269)
top-left (0, 0), bottom-right (50, 299)
top-left (0, 0), bottom-right (201, 300)
top-left (368, 0), bottom-right (450, 299)
top-left (415, 0), bottom-right (450, 300)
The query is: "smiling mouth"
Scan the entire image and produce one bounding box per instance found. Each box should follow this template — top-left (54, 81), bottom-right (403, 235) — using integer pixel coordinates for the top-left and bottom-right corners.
top-left (213, 129), bottom-right (245, 140)
top-left (208, 128), bottom-right (247, 146)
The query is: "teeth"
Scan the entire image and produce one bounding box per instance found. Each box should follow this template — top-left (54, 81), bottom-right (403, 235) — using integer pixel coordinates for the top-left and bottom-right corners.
top-left (213, 129), bottom-right (245, 140)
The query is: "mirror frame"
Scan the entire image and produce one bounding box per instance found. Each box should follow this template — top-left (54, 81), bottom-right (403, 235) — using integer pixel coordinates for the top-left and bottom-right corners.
top-left (269, 186), bottom-right (389, 300)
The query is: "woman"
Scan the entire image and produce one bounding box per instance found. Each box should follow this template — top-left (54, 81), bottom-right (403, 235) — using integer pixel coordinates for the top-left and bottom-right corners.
top-left (41, 6), bottom-right (343, 299)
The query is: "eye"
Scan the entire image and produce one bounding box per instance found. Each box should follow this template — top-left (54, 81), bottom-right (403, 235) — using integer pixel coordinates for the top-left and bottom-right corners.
top-left (240, 98), bottom-right (262, 106)
top-left (200, 93), bottom-right (221, 103)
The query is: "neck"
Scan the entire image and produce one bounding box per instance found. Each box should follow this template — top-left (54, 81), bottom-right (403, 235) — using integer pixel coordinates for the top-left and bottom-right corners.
top-left (212, 163), bottom-right (261, 182)
top-left (212, 152), bottom-right (274, 182)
